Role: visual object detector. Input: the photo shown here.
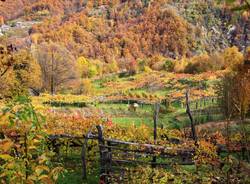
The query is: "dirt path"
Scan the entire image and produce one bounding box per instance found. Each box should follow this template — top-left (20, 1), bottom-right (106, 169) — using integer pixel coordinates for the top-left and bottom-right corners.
top-left (195, 119), bottom-right (250, 132)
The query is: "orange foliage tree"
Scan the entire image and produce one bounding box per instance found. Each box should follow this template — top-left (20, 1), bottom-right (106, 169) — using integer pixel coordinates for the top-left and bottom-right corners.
top-left (0, 45), bottom-right (41, 98)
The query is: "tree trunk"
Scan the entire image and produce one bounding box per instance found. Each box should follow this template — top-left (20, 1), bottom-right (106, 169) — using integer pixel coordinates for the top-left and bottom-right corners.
top-left (51, 52), bottom-right (55, 95)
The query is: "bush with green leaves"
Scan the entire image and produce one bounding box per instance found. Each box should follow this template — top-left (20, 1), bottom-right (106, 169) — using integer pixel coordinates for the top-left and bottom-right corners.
top-left (163, 59), bottom-right (175, 72)
top-left (0, 96), bottom-right (63, 183)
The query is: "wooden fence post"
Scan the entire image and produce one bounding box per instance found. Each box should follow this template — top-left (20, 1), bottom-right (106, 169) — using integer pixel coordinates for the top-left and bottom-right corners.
top-left (81, 137), bottom-right (87, 179)
top-left (152, 103), bottom-right (160, 168)
top-left (207, 107), bottom-right (210, 121)
top-left (96, 125), bottom-right (108, 182)
top-left (185, 90), bottom-right (197, 144)
top-left (107, 141), bottom-right (112, 177)
top-left (153, 103), bottom-right (160, 144)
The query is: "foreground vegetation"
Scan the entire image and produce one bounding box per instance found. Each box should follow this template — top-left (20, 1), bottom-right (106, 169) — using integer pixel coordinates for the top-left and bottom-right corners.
top-left (1, 55), bottom-right (249, 182)
top-left (1, 93), bottom-right (250, 183)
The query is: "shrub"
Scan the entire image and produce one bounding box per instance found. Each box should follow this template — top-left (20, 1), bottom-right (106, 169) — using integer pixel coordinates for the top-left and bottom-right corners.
top-left (137, 59), bottom-right (148, 72)
top-left (104, 60), bottom-right (119, 74)
top-left (81, 79), bottom-right (94, 95)
top-left (209, 52), bottom-right (224, 70)
top-left (150, 55), bottom-right (168, 71)
top-left (184, 54), bottom-right (211, 73)
top-left (0, 96), bottom-right (63, 183)
top-left (77, 57), bottom-right (101, 78)
top-left (151, 61), bottom-right (165, 71)
top-left (135, 92), bottom-right (142, 98)
top-left (144, 66), bottom-right (152, 73)
top-left (163, 59), bottom-right (175, 72)
top-left (128, 91), bottom-right (134, 97)
top-left (88, 64), bottom-right (98, 78)
top-left (173, 57), bottom-right (189, 73)
top-left (184, 53), bottom-right (224, 74)
top-left (245, 47), bottom-right (250, 60)
top-left (223, 46), bottom-right (244, 70)
top-left (141, 92), bottom-right (148, 98)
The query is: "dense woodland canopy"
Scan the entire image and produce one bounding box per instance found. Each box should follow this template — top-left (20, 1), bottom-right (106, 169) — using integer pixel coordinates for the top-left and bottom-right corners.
top-left (0, 0), bottom-right (249, 95)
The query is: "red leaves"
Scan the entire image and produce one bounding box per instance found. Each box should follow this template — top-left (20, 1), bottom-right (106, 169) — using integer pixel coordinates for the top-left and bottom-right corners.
top-left (106, 119), bottom-right (113, 127)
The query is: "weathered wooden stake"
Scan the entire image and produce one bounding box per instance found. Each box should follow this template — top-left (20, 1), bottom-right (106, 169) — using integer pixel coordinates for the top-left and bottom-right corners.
top-left (82, 128), bottom-right (95, 180)
top-left (107, 141), bottom-right (112, 176)
top-left (96, 125), bottom-right (106, 178)
top-left (152, 103), bottom-right (160, 168)
top-left (81, 139), bottom-right (87, 179)
top-left (153, 103), bottom-right (160, 144)
top-left (185, 90), bottom-right (197, 144)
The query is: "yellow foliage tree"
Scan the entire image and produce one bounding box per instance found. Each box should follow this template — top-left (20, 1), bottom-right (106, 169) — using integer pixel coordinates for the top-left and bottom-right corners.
top-left (223, 46), bottom-right (244, 70)
top-left (218, 47), bottom-right (249, 119)
top-left (0, 45), bottom-right (41, 98)
top-left (76, 56), bottom-right (89, 78)
top-left (173, 57), bottom-right (189, 73)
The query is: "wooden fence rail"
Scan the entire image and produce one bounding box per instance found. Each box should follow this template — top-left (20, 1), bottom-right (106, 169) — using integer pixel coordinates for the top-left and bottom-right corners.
top-left (81, 125), bottom-right (194, 183)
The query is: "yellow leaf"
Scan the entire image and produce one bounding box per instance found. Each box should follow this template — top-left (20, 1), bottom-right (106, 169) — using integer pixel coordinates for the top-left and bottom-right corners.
top-left (28, 146), bottom-right (37, 150)
top-left (0, 172), bottom-right (6, 178)
top-left (50, 167), bottom-right (64, 181)
top-left (38, 175), bottom-right (49, 180)
top-left (26, 179), bottom-right (35, 184)
top-left (38, 154), bottom-right (48, 164)
top-left (35, 165), bottom-right (50, 176)
top-left (28, 175), bottom-right (37, 181)
top-left (6, 162), bottom-right (14, 169)
top-left (0, 139), bottom-right (13, 152)
top-left (40, 176), bottom-right (54, 184)
top-left (33, 139), bottom-right (41, 144)
top-left (0, 154), bottom-right (13, 160)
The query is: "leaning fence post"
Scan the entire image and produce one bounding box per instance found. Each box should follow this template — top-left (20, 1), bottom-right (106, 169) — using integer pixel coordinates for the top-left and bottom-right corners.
top-left (185, 90), bottom-right (197, 144)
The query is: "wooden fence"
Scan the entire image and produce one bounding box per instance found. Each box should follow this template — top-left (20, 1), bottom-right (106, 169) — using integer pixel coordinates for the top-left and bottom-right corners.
top-left (81, 125), bottom-right (194, 183)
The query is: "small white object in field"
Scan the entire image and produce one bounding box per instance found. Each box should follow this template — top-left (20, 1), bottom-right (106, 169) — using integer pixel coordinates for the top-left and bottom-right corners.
top-left (133, 103), bottom-right (139, 107)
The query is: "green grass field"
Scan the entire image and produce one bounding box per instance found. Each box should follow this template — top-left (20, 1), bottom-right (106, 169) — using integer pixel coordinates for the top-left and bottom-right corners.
top-left (39, 72), bottom-right (227, 183)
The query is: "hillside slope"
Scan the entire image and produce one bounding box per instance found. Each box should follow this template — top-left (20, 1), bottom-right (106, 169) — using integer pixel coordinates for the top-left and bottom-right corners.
top-left (0, 0), bottom-right (249, 63)
top-left (0, 0), bottom-right (83, 21)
